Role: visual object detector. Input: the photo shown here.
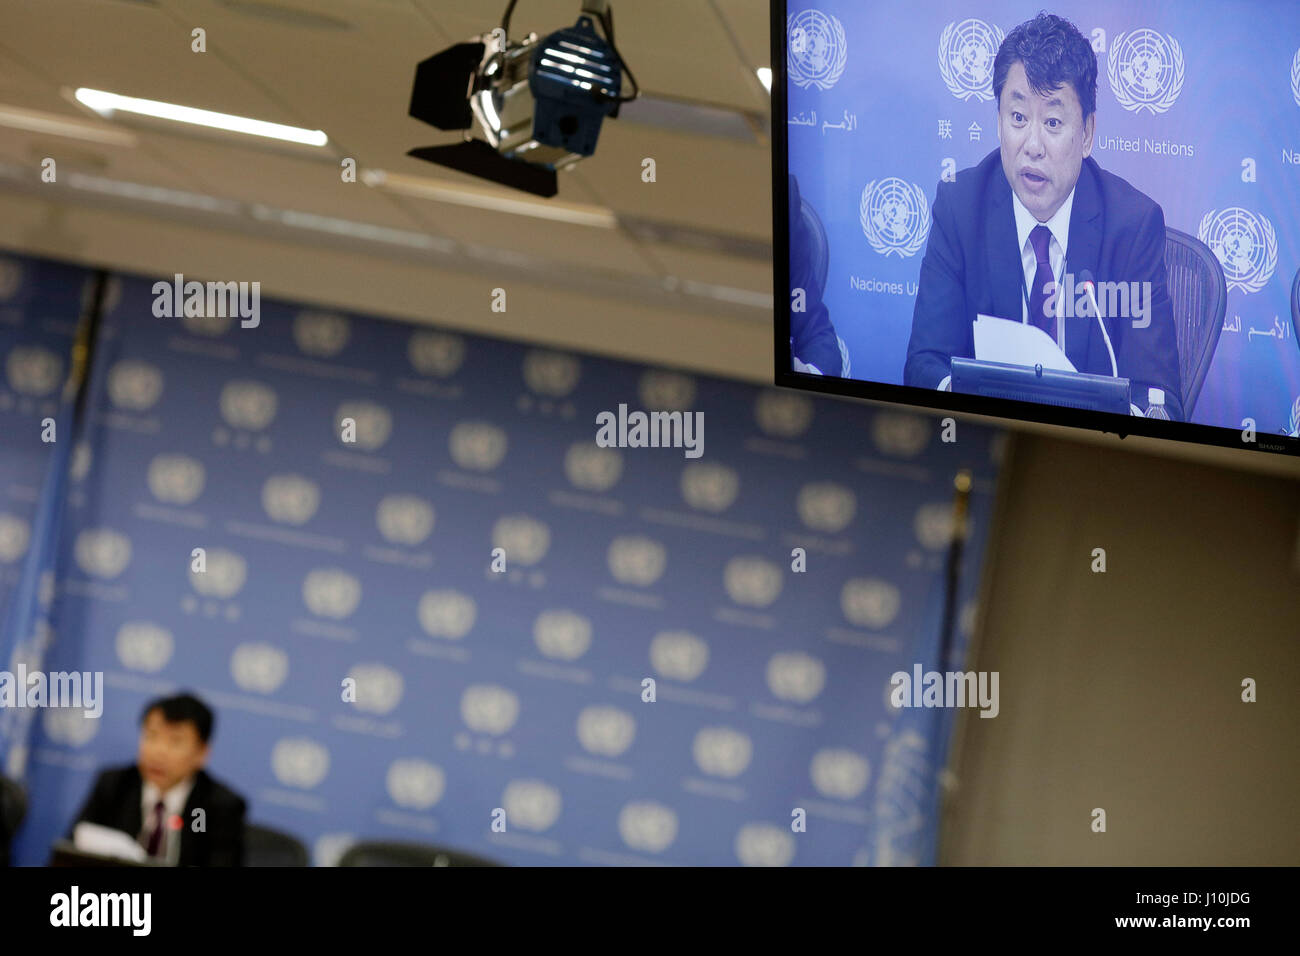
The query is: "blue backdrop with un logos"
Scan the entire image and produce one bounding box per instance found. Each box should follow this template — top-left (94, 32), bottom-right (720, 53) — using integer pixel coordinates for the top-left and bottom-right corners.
top-left (1, 251), bottom-right (1004, 866)
top-left (787, 0), bottom-right (1300, 435)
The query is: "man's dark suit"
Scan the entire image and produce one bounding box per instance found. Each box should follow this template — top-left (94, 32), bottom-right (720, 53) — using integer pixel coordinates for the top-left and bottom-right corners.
top-left (789, 174), bottom-right (843, 375)
top-left (904, 148), bottom-right (1184, 421)
top-left (70, 764), bottom-right (246, 866)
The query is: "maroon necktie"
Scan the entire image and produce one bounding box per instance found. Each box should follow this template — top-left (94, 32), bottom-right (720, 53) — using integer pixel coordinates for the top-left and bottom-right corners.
top-left (1027, 224), bottom-right (1057, 342)
top-left (144, 799), bottom-right (166, 857)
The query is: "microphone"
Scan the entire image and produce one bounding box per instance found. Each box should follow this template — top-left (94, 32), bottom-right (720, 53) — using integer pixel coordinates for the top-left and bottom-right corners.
top-left (1078, 269), bottom-right (1118, 378)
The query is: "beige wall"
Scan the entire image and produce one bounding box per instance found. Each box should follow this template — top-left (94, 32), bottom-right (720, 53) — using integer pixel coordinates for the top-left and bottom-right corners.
top-left (942, 432), bottom-right (1300, 864)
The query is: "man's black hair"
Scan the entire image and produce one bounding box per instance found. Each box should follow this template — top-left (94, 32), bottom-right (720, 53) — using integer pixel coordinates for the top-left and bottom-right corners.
top-left (993, 12), bottom-right (1098, 121)
top-left (141, 692), bottom-right (214, 744)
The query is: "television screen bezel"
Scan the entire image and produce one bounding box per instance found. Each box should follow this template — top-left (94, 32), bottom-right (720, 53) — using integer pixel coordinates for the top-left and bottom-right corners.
top-left (770, 0), bottom-right (1300, 458)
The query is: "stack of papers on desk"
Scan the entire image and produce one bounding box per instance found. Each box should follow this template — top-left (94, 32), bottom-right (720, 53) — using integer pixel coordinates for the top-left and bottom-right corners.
top-left (73, 822), bottom-right (148, 862)
top-left (973, 314), bottom-right (1077, 372)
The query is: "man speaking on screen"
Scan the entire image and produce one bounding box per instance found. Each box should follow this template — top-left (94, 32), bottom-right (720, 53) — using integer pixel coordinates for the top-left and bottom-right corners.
top-left (903, 12), bottom-right (1184, 420)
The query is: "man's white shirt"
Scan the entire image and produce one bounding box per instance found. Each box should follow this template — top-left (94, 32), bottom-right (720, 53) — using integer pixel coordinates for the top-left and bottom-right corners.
top-left (937, 184), bottom-right (1076, 392)
top-left (1011, 183), bottom-right (1074, 333)
top-left (140, 774), bottom-right (195, 858)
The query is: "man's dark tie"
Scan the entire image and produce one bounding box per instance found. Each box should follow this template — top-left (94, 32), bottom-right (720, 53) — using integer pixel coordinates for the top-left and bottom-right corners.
top-left (144, 799), bottom-right (166, 858)
top-left (1027, 224), bottom-right (1057, 341)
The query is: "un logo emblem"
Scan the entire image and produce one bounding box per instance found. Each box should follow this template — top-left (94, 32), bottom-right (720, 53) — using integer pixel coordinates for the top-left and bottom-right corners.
top-left (1292, 47), bottom-right (1300, 107)
top-left (419, 589), bottom-right (477, 640)
top-left (75, 528), bottom-right (132, 579)
top-left (262, 473), bottom-right (320, 525)
top-left (1198, 208), bottom-right (1278, 294)
top-left (0, 513), bottom-right (30, 563)
top-left (693, 727), bottom-right (753, 779)
top-left (735, 824), bottom-right (795, 867)
top-left (108, 360), bottom-right (164, 411)
top-left (724, 556), bottom-right (783, 608)
top-left (376, 494), bottom-right (434, 546)
top-left (680, 462), bottom-right (739, 513)
top-left (43, 708), bottom-right (99, 748)
top-left (503, 780), bottom-right (562, 832)
top-left (576, 705), bottom-right (636, 757)
top-left (841, 577), bottom-right (901, 629)
top-left (533, 609), bottom-right (592, 661)
top-left (564, 442), bottom-right (622, 492)
top-left (872, 411), bottom-right (930, 457)
top-left (6, 346), bottom-right (63, 396)
top-left (147, 454), bottom-right (206, 506)
top-left (293, 311), bottom-right (350, 358)
top-left (607, 535), bottom-right (666, 587)
top-left (938, 19), bottom-right (1004, 101)
top-left (302, 567), bottom-right (361, 619)
top-left (387, 759), bottom-right (445, 810)
top-left (787, 10), bottom-right (847, 91)
top-left (522, 350), bottom-right (580, 396)
top-left (271, 738), bottom-right (330, 789)
top-left (618, 801), bottom-right (678, 853)
top-left (860, 179), bottom-right (931, 258)
top-left (450, 421), bottom-right (508, 471)
top-left (230, 642), bottom-right (288, 694)
top-left (116, 622), bottom-right (174, 674)
top-left (811, 749), bottom-right (870, 800)
top-left (796, 481), bottom-right (855, 533)
top-left (648, 630), bottom-right (709, 682)
top-left (407, 330), bottom-right (466, 377)
top-left (220, 380), bottom-right (277, 430)
top-left (0, 258), bottom-right (23, 300)
top-left (754, 392), bottom-right (813, 438)
top-left (638, 370), bottom-right (695, 411)
top-left (1107, 30), bottom-right (1185, 114)
top-left (915, 502), bottom-right (957, 550)
top-left (766, 651), bottom-right (826, 704)
top-left (347, 663), bottom-right (404, 714)
top-left (460, 684), bottom-right (520, 735)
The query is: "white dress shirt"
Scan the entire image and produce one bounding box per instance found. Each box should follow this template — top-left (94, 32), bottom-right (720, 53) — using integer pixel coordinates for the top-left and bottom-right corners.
top-left (937, 184), bottom-right (1076, 392)
top-left (140, 774), bottom-right (195, 862)
top-left (1011, 184), bottom-right (1074, 341)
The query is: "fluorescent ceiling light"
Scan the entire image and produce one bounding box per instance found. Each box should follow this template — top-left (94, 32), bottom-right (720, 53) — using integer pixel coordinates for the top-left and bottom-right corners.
top-left (0, 102), bottom-right (137, 147)
top-left (756, 68), bottom-right (772, 92)
top-left (362, 169), bottom-right (618, 229)
top-left (74, 88), bottom-right (327, 146)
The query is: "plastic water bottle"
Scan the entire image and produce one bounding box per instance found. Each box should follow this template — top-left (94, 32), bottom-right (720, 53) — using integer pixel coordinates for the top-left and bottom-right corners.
top-left (1144, 387), bottom-right (1171, 420)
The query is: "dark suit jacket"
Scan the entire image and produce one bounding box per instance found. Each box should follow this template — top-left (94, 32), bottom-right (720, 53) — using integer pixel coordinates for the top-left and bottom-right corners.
top-left (789, 174), bottom-right (843, 376)
top-left (904, 148), bottom-right (1184, 421)
top-left (70, 764), bottom-right (246, 867)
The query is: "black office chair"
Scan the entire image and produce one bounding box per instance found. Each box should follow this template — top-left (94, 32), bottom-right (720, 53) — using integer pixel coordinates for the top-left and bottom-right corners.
top-left (243, 823), bottom-right (309, 867)
top-left (1164, 227), bottom-right (1227, 418)
top-left (338, 840), bottom-right (502, 867)
top-left (1290, 266), bottom-right (1299, 354)
top-left (0, 774), bottom-right (27, 867)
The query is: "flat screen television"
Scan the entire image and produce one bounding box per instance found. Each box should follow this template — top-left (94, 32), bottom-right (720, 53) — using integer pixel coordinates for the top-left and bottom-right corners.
top-left (772, 0), bottom-right (1300, 456)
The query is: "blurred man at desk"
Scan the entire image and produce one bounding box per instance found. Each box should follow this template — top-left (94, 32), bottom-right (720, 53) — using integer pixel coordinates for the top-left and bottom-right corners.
top-left (70, 692), bottom-right (246, 866)
top-left (903, 12), bottom-right (1183, 419)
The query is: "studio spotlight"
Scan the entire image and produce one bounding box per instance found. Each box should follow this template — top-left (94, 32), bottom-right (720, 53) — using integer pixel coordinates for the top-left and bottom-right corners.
top-left (407, 0), bottom-right (638, 198)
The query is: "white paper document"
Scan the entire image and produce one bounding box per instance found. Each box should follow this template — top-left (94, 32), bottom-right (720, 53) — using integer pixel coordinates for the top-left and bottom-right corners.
top-left (973, 314), bottom-right (1077, 372)
top-left (73, 821), bottom-right (149, 862)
